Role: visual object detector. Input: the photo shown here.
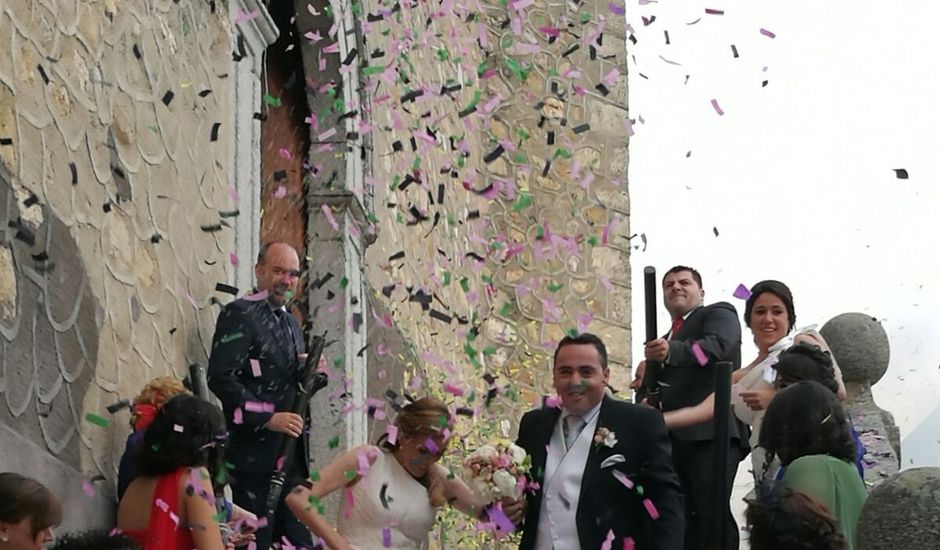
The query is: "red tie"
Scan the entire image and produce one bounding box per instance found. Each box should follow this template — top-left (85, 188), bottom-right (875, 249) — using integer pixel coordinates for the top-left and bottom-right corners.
top-left (670, 318), bottom-right (684, 339)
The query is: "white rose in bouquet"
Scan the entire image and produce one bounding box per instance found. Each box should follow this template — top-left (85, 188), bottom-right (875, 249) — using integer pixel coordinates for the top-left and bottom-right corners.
top-left (508, 443), bottom-right (527, 465)
top-left (471, 477), bottom-right (495, 502)
top-left (472, 444), bottom-right (498, 460)
top-left (493, 469), bottom-right (520, 499)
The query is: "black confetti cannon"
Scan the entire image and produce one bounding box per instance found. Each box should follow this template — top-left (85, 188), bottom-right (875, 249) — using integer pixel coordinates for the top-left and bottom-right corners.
top-left (640, 266), bottom-right (663, 407)
top-left (265, 334), bottom-right (329, 522)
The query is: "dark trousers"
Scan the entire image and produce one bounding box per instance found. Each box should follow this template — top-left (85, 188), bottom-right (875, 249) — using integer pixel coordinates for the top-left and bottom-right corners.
top-left (231, 470), bottom-right (315, 549)
top-left (671, 437), bottom-right (742, 550)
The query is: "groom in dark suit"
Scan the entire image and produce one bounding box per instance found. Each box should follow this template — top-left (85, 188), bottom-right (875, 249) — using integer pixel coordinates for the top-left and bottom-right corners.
top-left (208, 242), bottom-right (314, 549)
top-left (513, 333), bottom-right (684, 550)
top-left (642, 265), bottom-right (744, 550)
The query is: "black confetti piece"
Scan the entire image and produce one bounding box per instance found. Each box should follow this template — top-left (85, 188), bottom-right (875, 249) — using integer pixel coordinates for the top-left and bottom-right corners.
top-left (595, 83), bottom-right (610, 96)
top-left (370, 49), bottom-right (385, 58)
top-left (430, 309), bottom-right (452, 323)
top-left (210, 122), bottom-right (221, 141)
top-left (409, 290), bottom-right (432, 310)
top-left (367, 12), bottom-right (385, 22)
top-left (437, 184), bottom-right (444, 204)
top-left (392, 140), bottom-right (403, 152)
top-left (761, 80), bottom-right (769, 87)
top-left (457, 105), bottom-right (476, 118)
top-left (9, 219), bottom-right (36, 246)
top-left (483, 145), bottom-right (505, 163)
top-left (379, 484), bottom-right (392, 508)
top-left (407, 205), bottom-right (429, 223)
top-left (642, 15), bottom-right (656, 26)
top-left (542, 160), bottom-right (551, 177)
top-left (341, 48), bottom-right (358, 66)
top-left (572, 124), bottom-right (590, 134)
top-left (356, 344), bottom-right (370, 358)
top-left (69, 162), bottom-right (78, 185)
top-left (161, 90), bottom-right (174, 106)
top-left (401, 89), bottom-right (423, 103)
top-left (381, 284), bottom-right (396, 298)
top-left (215, 283), bottom-right (239, 295)
top-left (198, 89), bottom-right (212, 97)
top-left (442, 83), bottom-right (462, 94)
top-left (352, 312), bottom-right (363, 333)
top-left (253, 112), bottom-right (267, 121)
top-left (170, 327), bottom-right (178, 335)
top-left (665, 30), bottom-right (670, 44)
top-left (547, 131), bottom-right (555, 145)
top-left (200, 223), bottom-right (223, 232)
top-left (23, 193), bottom-right (40, 208)
top-left (465, 252), bottom-right (485, 262)
top-left (31, 251), bottom-right (49, 262)
top-left (273, 170), bottom-right (288, 181)
top-left (133, 44), bottom-right (142, 59)
top-left (562, 44), bottom-right (580, 58)
top-left (106, 399), bottom-right (132, 414)
top-left (102, 202), bottom-right (112, 213)
top-left (312, 272), bottom-right (334, 289)
top-left (37, 64), bottom-right (49, 85)
top-left (455, 407), bottom-right (474, 417)
top-left (338, 110), bottom-right (358, 121)
top-left (731, 44), bottom-right (739, 58)
top-left (894, 168), bottom-right (909, 179)
top-left (150, 233), bottom-right (162, 243)
top-left (388, 251), bottom-right (405, 261)
top-left (0, 138), bottom-right (12, 146)
top-left (467, 210), bottom-right (480, 219)
top-left (219, 209), bottom-right (240, 218)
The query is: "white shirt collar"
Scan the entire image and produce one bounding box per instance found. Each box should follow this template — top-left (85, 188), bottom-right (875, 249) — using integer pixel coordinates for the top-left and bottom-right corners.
top-left (561, 398), bottom-right (603, 425)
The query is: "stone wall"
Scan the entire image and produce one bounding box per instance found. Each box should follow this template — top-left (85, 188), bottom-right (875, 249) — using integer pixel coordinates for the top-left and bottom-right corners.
top-left (0, 0), bottom-right (237, 530)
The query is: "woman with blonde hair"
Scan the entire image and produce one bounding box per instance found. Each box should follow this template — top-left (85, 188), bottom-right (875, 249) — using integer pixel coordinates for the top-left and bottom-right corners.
top-left (287, 397), bottom-right (490, 550)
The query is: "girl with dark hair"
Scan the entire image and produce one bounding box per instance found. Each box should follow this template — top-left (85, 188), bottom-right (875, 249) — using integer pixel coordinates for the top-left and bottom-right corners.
top-left (759, 382), bottom-right (866, 549)
top-left (746, 488), bottom-right (847, 550)
top-left (0, 473), bottom-right (61, 550)
top-left (287, 397), bottom-right (488, 550)
top-left (117, 394), bottom-right (239, 550)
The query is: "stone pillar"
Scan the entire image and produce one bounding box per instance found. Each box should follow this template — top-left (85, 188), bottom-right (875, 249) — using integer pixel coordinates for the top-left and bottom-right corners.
top-left (820, 313), bottom-right (901, 487)
top-left (229, 0), bottom-right (279, 290)
top-left (857, 467), bottom-right (940, 549)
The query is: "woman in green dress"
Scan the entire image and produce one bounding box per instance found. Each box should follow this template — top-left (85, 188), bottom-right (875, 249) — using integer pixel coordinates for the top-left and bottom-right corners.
top-left (758, 381), bottom-right (867, 550)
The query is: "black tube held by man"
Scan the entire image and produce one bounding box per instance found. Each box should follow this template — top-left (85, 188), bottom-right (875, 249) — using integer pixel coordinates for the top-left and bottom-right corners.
top-left (642, 266), bottom-right (663, 407)
top-left (708, 360), bottom-right (733, 549)
top-left (265, 334), bottom-right (329, 521)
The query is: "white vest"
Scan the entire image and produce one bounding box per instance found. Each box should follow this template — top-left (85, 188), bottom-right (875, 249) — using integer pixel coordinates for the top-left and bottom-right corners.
top-left (534, 412), bottom-right (600, 550)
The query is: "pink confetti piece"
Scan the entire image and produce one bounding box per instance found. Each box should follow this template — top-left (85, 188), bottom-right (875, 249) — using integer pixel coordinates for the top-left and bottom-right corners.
top-left (691, 342), bottom-right (709, 366)
top-left (408, 376), bottom-right (423, 391)
top-left (760, 28), bottom-right (776, 38)
top-left (155, 498), bottom-right (170, 513)
top-left (733, 284), bottom-right (752, 300)
top-left (601, 529), bottom-right (615, 550)
top-left (276, 455), bottom-right (286, 472)
top-left (443, 382), bottom-right (465, 397)
top-left (357, 452), bottom-right (371, 475)
top-left (612, 469), bottom-right (635, 489)
top-left (82, 480), bottom-right (95, 498)
top-left (386, 425), bottom-right (399, 445)
top-left (169, 511), bottom-right (179, 527)
top-left (487, 504), bottom-right (516, 533)
top-left (274, 186), bottom-right (288, 199)
top-left (229, 252), bottom-right (239, 266)
top-left (244, 401), bottom-right (275, 413)
top-left (243, 289), bottom-right (269, 302)
top-left (233, 408), bottom-right (243, 425)
top-left (710, 98), bottom-right (725, 115)
top-left (545, 395), bottom-right (563, 409)
top-left (234, 9), bottom-right (260, 24)
top-left (322, 204), bottom-right (340, 231)
top-left (321, 42), bottom-right (340, 54)
top-left (623, 537), bottom-right (635, 550)
top-left (250, 358), bottom-right (262, 377)
top-left (608, 3), bottom-right (625, 16)
top-left (183, 290), bottom-right (198, 309)
top-left (228, 186), bottom-right (239, 203)
top-left (382, 527), bottom-right (392, 547)
top-left (643, 498), bottom-right (660, 520)
top-left (278, 148), bottom-right (292, 160)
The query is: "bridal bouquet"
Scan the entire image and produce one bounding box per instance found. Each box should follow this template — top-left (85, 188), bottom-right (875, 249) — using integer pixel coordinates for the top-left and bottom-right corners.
top-left (463, 440), bottom-right (531, 504)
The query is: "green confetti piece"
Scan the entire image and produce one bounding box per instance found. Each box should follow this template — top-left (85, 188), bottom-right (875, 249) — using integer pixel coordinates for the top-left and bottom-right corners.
top-left (362, 65), bottom-right (384, 76)
top-left (459, 277), bottom-right (470, 292)
top-left (580, 12), bottom-right (592, 23)
top-left (463, 343), bottom-right (477, 358)
top-left (637, 484), bottom-right (645, 496)
top-left (263, 93), bottom-right (281, 107)
top-left (344, 470), bottom-right (357, 480)
top-left (328, 435), bottom-right (340, 449)
top-left (446, 214), bottom-right (457, 226)
top-left (482, 345), bottom-right (497, 356)
top-left (481, 275), bottom-right (493, 285)
top-left (513, 192), bottom-right (532, 212)
top-left (517, 128), bottom-right (530, 140)
top-left (548, 281), bottom-right (564, 292)
top-left (351, 1), bottom-right (362, 16)
top-left (220, 331), bottom-right (244, 343)
top-left (500, 302), bottom-right (512, 316)
top-left (442, 271), bottom-right (451, 286)
top-left (309, 470), bottom-right (321, 482)
top-left (366, 212), bottom-right (379, 224)
top-left (332, 356), bottom-right (344, 368)
top-left (436, 48), bottom-right (449, 61)
top-left (553, 148), bottom-right (572, 160)
top-left (284, 290), bottom-right (294, 300)
top-left (567, 328), bottom-right (580, 338)
top-left (84, 413), bottom-right (110, 428)
top-left (340, 276), bottom-right (349, 289)
top-left (536, 226), bottom-right (545, 240)
top-left (587, 235), bottom-right (599, 246)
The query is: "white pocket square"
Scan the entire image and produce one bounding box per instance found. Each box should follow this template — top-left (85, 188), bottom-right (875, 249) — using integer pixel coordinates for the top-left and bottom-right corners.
top-left (600, 454), bottom-right (626, 469)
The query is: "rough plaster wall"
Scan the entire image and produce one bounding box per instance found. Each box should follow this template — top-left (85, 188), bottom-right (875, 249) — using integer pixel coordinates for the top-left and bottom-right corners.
top-left (357, 0), bottom-right (632, 404)
top-left (0, 0), bottom-right (235, 529)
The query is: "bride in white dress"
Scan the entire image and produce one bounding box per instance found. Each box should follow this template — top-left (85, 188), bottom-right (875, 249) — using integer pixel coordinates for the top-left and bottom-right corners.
top-left (287, 398), bottom-right (521, 549)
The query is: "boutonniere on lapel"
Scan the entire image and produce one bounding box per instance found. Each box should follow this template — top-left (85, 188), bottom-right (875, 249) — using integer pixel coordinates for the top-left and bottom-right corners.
top-left (593, 426), bottom-right (618, 448)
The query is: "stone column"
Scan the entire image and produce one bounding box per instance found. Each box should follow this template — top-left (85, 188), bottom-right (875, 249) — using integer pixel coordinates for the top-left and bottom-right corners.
top-left (820, 312), bottom-right (901, 487)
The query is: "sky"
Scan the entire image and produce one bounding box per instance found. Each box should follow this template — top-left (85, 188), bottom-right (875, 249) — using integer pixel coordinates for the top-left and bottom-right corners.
top-left (625, 1), bottom-right (940, 467)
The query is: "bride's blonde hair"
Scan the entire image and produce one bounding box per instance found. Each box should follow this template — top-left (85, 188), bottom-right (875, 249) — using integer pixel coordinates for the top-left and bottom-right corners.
top-left (386, 397), bottom-right (452, 507)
